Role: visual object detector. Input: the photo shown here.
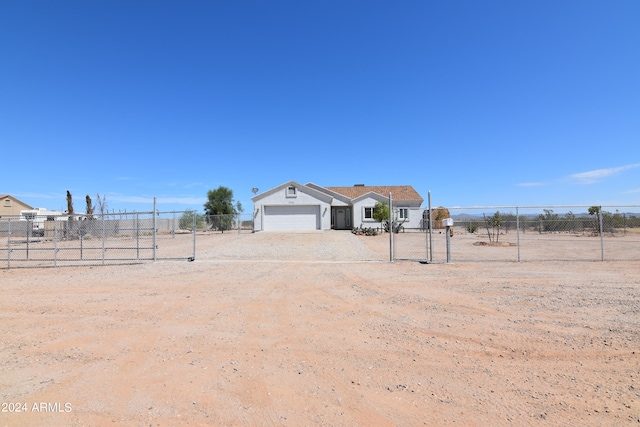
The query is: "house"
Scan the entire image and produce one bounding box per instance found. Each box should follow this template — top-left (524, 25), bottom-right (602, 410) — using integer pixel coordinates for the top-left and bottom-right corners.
top-left (251, 181), bottom-right (424, 231)
top-left (0, 194), bottom-right (34, 218)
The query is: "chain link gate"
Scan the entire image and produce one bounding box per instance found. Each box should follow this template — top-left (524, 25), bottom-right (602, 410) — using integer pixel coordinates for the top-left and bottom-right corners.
top-left (1, 211), bottom-right (198, 268)
top-left (392, 225), bottom-right (430, 262)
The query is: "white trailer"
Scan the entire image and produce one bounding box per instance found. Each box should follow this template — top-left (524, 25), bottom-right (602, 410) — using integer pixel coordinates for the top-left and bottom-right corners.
top-left (20, 208), bottom-right (67, 236)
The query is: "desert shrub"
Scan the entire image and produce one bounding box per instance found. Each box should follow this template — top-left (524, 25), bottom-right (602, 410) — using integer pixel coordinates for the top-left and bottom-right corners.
top-left (466, 221), bottom-right (480, 233)
top-left (351, 225), bottom-right (378, 236)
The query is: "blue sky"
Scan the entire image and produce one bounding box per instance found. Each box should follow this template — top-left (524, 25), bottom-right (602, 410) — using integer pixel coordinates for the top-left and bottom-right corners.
top-left (2, 1), bottom-right (639, 214)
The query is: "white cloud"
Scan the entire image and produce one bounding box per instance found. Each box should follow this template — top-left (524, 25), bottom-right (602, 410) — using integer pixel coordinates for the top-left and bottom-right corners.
top-left (567, 163), bottom-right (640, 184)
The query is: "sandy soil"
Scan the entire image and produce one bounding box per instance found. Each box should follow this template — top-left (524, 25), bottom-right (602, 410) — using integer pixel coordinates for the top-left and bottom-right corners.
top-left (1, 232), bottom-right (639, 426)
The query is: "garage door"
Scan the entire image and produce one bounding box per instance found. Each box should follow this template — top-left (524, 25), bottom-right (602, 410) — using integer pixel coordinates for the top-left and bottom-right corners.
top-left (263, 205), bottom-right (320, 231)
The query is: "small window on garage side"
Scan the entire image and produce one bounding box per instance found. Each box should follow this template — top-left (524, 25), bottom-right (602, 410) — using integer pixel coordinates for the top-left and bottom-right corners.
top-left (286, 186), bottom-right (297, 198)
top-left (4, 199), bottom-right (11, 207)
top-left (398, 208), bottom-right (409, 220)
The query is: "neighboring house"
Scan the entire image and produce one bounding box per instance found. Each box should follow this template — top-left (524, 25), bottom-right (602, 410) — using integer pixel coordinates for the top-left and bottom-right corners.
top-left (0, 194), bottom-right (34, 218)
top-left (251, 181), bottom-right (424, 231)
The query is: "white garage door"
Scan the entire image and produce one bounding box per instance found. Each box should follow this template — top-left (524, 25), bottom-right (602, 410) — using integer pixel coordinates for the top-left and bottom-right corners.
top-left (263, 205), bottom-right (320, 231)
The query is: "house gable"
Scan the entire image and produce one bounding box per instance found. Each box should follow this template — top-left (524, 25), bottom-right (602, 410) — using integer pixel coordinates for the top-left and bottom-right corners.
top-left (251, 181), bottom-right (333, 205)
top-left (0, 194), bottom-right (34, 217)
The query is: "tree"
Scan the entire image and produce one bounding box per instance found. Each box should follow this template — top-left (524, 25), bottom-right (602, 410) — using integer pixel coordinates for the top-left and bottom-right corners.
top-left (565, 211), bottom-right (576, 232)
top-left (610, 210), bottom-right (625, 230)
top-left (95, 194), bottom-right (108, 215)
top-left (371, 201), bottom-right (407, 233)
top-left (204, 186), bottom-right (243, 232)
top-left (179, 209), bottom-right (206, 231)
top-left (66, 190), bottom-right (75, 221)
top-left (538, 209), bottom-right (560, 232)
top-left (588, 206), bottom-right (601, 234)
top-left (372, 201), bottom-right (390, 232)
top-left (484, 211), bottom-right (504, 243)
top-left (85, 195), bottom-right (95, 220)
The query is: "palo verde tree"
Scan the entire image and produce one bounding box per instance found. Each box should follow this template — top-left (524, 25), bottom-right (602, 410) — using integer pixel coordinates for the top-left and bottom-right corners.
top-left (204, 186), bottom-right (243, 232)
top-left (372, 201), bottom-right (406, 233)
top-left (372, 201), bottom-right (391, 232)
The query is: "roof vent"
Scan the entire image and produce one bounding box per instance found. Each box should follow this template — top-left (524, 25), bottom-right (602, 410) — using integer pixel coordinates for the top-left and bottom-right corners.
top-left (354, 184), bottom-right (365, 187)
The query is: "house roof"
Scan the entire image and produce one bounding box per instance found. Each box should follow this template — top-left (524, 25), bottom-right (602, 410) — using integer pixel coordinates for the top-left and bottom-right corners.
top-left (325, 185), bottom-right (423, 202)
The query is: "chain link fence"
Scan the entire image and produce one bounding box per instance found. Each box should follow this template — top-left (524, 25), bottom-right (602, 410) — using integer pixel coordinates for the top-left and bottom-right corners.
top-left (392, 205), bottom-right (640, 263)
top-left (0, 211), bottom-right (200, 268)
top-left (443, 205), bottom-right (640, 262)
top-left (200, 214), bottom-right (255, 234)
top-left (4, 204), bottom-right (638, 267)
top-left (0, 211), bottom-right (256, 268)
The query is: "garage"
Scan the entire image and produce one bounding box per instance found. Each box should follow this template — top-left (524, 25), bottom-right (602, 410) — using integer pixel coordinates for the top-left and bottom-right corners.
top-left (263, 205), bottom-right (320, 231)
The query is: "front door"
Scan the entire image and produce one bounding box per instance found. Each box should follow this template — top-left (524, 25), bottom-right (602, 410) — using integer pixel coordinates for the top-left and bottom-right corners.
top-left (336, 209), bottom-right (346, 229)
top-left (334, 208), bottom-right (351, 229)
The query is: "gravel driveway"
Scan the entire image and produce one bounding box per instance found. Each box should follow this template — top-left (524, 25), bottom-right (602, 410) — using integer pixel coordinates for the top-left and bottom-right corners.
top-left (197, 230), bottom-right (389, 262)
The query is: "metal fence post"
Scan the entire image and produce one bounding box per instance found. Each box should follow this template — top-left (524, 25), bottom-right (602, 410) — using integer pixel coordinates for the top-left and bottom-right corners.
top-left (7, 218), bottom-right (11, 269)
top-left (153, 198), bottom-right (157, 262)
top-left (80, 224), bottom-right (84, 260)
top-left (26, 217), bottom-right (30, 260)
top-left (54, 220), bottom-right (58, 267)
top-left (516, 206), bottom-right (521, 262)
top-left (102, 213), bottom-right (106, 266)
top-left (599, 211), bottom-right (604, 261)
top-left (446, 224), bottom-right (451, 263)
top-left (389, 192), bottom-right (393, 262)
top-left (192, 211), bottom-right (197, 261)
top-left (135, 214), bottom-right (139, 259)
top-left (424, 214), bottom-right (429, 264)
top-left (428, 191), bottom-right (433, 263)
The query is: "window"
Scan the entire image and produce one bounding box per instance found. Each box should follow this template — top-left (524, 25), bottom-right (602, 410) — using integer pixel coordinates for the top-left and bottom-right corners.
top-left (397, 208), bottom-right (409, 220)
top-left (364, 207), bottom-right (374, 220)
top-left (286, 186), bottom-right (297, 198)
top-left (4, 199), bottom-right (10, 207)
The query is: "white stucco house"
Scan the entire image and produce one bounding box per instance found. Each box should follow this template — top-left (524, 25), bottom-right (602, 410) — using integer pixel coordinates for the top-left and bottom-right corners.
top-left (251, 181), bottom-right (424, 232)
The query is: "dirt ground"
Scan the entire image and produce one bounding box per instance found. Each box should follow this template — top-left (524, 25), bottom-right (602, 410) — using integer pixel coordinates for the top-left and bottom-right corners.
top-left (1, 232), bottom-right (639, 426)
